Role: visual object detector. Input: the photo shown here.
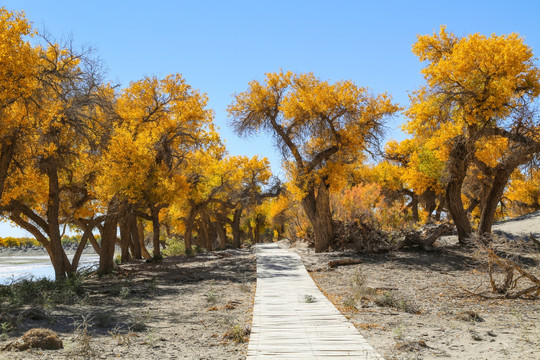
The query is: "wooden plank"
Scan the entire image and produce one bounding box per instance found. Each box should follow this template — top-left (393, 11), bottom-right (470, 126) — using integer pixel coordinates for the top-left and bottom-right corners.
top-left (247, 243), bottom-right (384, 359)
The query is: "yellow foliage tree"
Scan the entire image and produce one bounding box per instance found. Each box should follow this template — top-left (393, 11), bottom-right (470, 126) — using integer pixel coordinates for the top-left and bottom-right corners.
top-left (0, 33), bottom-right (108, 279)
top-left (94, 74), bottom-right (215, 270)
top-left (406, 26), bottom-right (540, 243)
top-left (229, 71), bottom-right (399, 251)
top-left (505, 166), bottom-right (540, 217)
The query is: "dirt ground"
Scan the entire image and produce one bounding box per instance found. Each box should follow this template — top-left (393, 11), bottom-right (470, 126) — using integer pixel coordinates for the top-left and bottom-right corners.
top-left (1, 213), bottom-right (539, 360)
top-left (285, 232), bottom-right (540, 360)
top-left (0, 248), bottom-right (256, 360)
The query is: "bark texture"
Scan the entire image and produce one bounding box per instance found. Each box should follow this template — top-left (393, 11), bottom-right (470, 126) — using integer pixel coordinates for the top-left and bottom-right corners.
top-left (302, 177), bottom-right (333, 252)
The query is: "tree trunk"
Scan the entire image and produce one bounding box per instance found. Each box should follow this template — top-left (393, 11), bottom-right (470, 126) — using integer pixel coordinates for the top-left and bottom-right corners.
top-left (184, 208), bottom-right (197, 251)
top-left (8, 211), bottom-right (61, 275)
top-left (444, 138), bottom-right (473, 244)
top-left (446, 180), bottom-right (472, 244)
top-left (98, 199), bottom-right (119, 275)
top-left (301, 177), bottom-right (333, 252)
top-left (200, 210), bottom-right (218, 250)
top-left (198, 220), bottom-right (212, 251)
top-left (0, 135), bottom-right (17, 202)
top-left (137, 219), bottom-right (151, 259)
top-left (479, 168), bottom-right (512, 234)
top-left (409, 193), bottom-right (419, 222)
top-left (216, 219), bottom-right (227, 249)
top-left (44, 159), bottom-right (70, 280)
top-left (71, 230), bottom-right (91, 272)
top-left (98, 216), bottom-right (118, 275)
top-left (150, 206), bottom-right (161, 258)
top-left (119, 217), bottom-right (131, 263)
top-left (232, 207), bottom-right (243, 248)
top-left (246, 221), bottom-right (254, 243)
top-left (209, 222), bottom-right (219, 250)
top-left (477, 146), bottom-right (536, 234)
top-left (254, 214), bottom-right (265, 243)
top-left (129, 215), bottom-right (142, 259)
top-left (88, 233), bottom-right (102, 255)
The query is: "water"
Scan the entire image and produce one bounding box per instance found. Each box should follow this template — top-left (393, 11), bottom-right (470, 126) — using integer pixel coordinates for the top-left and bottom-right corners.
top-left (0, 253), bottom-right (99, 284)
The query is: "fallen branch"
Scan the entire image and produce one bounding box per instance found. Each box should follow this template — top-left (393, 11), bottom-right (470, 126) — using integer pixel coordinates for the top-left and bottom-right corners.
top-left (394, 222), bottom-right (452, 251)
top-left (487, 247), bottom-right (540, 299)
top-left (459, 285), bottom-right (500, 299)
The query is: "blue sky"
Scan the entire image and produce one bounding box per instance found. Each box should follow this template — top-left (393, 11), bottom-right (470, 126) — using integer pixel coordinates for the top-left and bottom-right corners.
top-left (1, 0), bottom-right (539, 237)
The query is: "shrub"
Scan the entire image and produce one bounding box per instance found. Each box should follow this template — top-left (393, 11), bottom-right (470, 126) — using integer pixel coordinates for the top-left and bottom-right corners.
top-left (375, 291), bottom-right (420, 314)
top-left (205, 291), bottom-right (218, 303)
top-left (162, 240), bottom-right (186, 256)
top-left (332, 183), bottom-right (410, 231)
top-left (0, 275), bottom-right (85, 307)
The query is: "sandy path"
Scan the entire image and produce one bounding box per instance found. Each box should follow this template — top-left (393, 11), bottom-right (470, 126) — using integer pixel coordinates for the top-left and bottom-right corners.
top-left (493, 211), bottom-right (540, 238)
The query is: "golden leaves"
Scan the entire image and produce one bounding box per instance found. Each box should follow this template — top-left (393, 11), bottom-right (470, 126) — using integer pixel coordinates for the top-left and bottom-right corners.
top-left (409, 26), bottom-right (540, 134)
top-left (0, 7), bottom-right (39, 135)
top-left (95, 74), bottom-right (218, 205)
top-left (229, 70), bottom-right (400, 196)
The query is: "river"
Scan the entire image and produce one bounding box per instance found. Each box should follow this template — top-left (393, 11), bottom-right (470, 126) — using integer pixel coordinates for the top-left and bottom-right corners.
top-left (0, 253), bottom-right (99, 284)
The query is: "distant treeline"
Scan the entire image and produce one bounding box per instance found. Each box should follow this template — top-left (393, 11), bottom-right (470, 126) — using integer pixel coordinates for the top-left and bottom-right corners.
top-left (0, 235), bottom-right (96, 248)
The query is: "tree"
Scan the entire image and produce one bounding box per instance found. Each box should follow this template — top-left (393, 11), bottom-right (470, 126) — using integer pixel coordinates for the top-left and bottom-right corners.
top-left (382, 138), bottom-right (445, 222)
top-left (406, 27), bottom-right (540, 243)
top-left (0, 36), bottom-right (107, 279)
top-left (224, 155), bottom-right (279, 248)
top-left (505, 164), bottom-right (540, 217)
top-left (229, 71), bottom-right (399, 251)
top-left (95, 74), bottom-right (214, 264)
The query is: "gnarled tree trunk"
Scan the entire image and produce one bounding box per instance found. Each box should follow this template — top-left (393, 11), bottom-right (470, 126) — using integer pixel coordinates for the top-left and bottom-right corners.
top-left (445, 137), bottom-right (473, 244)
top-left (44, 158), bottom-right (72, 279)
top-left (98, 199), bottom-right (119, 275)
top-left (479, 169), bottom-right (511, 234)
top-left (301, 177), bottom-right (333, 252)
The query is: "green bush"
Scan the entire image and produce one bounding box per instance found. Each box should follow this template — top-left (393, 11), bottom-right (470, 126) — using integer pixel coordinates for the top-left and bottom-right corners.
top-left (0, 275), bottom-right (85, 307)
top-left (163, 240), bottom-right (186, 256)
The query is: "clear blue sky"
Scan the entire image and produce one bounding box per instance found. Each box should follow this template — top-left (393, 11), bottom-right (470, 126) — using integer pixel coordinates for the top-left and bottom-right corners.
top-left (2, 0), bottom-right (539, 237)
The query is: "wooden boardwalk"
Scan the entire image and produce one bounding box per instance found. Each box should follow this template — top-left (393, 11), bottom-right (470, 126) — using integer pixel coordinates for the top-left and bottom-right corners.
top-left (247, 243), bottom-right (384, 359)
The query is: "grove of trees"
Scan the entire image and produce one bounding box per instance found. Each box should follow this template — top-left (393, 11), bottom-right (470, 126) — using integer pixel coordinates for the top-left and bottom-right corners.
top-left (1, 10), bottom-right (539, 280)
